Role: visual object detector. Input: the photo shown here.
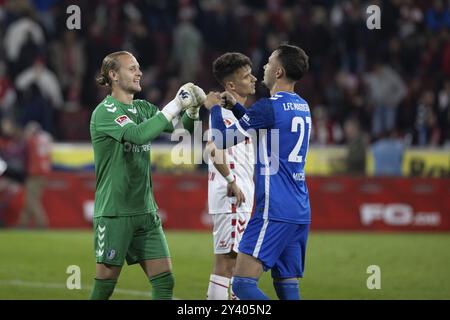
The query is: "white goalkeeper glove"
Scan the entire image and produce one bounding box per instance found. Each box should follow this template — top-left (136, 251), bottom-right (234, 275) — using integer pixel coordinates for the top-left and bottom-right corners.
top-left (186, 85), bottom-right (206, 119)
top-left (161, 82), bottom-right (198, 122)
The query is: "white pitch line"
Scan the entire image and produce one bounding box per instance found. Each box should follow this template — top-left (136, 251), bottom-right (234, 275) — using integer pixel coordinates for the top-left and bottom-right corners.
top-left (0, 279), bottom-right (180, 299)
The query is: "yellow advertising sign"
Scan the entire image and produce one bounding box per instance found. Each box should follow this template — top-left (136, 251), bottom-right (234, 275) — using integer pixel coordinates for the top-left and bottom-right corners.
top-left (51, 144), bottom-right (449, 177)
top-left (401, 149), bottom-right (449, 177)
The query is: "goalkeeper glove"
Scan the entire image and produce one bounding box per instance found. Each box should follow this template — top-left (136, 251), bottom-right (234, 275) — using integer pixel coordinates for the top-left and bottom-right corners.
top-left (161, 83), bottom-right (198, 122)
top-left (186, 85), bottom-right (206, 119)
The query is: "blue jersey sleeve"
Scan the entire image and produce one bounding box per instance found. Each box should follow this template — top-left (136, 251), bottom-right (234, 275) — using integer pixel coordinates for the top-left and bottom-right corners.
top-left (210, 98), bottom-right (274, 149)
top-left (237, 98), bottom-right (274, 132)
top-left (231, 102), bottom-right (246, 119)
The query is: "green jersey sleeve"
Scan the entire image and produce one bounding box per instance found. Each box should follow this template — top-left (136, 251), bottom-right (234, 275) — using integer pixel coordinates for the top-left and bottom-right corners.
top-left (142, 100), bottom-right (178, 133)
top-left (122, 112), bottom-right (170, 145)
top-left (140, 100), bottom-right (197, 134)
top-left (181, 112), bottom-right (197, 133)
top-left (92, 106), bottom-right (134, 142)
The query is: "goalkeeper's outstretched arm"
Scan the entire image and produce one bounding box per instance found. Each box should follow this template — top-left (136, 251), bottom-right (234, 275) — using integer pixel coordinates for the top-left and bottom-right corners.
top-left (122, 112), bottom-right (171, 145)
top-left (123, 83), bottom-right (203, 144)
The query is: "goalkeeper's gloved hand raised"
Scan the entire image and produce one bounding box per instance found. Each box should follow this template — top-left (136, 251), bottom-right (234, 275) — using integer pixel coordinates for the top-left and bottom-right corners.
top-left (186, 85), bottom-right (206, 119)
top-left (176, 82), bottom-right (198, 110)
top-left (161, 82), bottom-right (199, 121)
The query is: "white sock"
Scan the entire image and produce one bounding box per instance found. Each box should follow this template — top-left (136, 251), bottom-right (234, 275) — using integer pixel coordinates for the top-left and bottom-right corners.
top-left (207, 274), bottom-right (230, 300)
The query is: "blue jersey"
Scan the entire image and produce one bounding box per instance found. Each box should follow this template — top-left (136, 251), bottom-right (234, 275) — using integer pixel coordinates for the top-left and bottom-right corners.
top-left (210, 91), bottom-right (312, 224)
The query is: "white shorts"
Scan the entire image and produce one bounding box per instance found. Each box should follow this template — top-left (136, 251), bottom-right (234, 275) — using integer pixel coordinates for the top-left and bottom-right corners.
top-left (212, 212), bottom-right (251, 254)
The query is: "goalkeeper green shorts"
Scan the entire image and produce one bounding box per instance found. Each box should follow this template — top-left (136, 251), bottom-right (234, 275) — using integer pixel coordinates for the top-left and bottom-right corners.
top-left (93, 213), bottom-right (170, 266)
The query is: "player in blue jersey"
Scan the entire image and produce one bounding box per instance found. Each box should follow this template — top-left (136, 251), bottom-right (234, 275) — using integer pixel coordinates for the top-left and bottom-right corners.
top-left (201, 44), bottom-right (311, 300)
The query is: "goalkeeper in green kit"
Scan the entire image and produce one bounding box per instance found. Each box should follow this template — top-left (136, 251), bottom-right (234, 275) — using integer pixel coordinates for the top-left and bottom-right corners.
top-left (89, 51), bottom-right (205, 300)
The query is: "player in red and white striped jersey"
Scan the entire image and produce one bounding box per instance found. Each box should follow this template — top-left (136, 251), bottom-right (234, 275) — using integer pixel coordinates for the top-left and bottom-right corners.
top-left (206, 53), bottom-right (256, 300)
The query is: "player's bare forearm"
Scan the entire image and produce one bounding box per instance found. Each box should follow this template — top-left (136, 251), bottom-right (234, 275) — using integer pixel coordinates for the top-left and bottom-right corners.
top-left (208, 141), bottom-right (245, 206)
top-left (206, 141), bottom-right (231, 178)
top-left (212, 147), bottom-right (231, 178)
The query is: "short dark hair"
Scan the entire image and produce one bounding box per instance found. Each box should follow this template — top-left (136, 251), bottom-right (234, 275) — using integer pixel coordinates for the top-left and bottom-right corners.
top-left (212, 52), bottom-right (252, 86)
top-left (276, 44), bottom-right (309, 81)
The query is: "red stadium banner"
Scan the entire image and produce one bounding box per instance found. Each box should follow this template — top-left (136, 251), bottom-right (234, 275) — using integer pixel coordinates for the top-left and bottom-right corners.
top-left (308, 177), bottom-right (450, 231)
top-left (1, 173), bottom-right (449, 231)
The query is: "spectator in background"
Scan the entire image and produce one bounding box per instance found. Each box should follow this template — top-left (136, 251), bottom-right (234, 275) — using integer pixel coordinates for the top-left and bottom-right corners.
top-left (343, 117), bottom-right (367, 175)
top-left (201, 1), bottom-right (238, 56)
top-left (372, 130), bottom-right (405, 176)
top-left (334, 70), bottom-right (366, 125)
top-left (16, 121), bottom-right (52, 229)
top-left (15, 56), bottom-right (62, 134)
top-left (2, 2), bottom-right (45, 77)
top-left (398, 0), bottom-right (423, 40)
top-left (437, 80), bottom-right (450, 144)
top-left (0, 117), bottom-right (26, 184)
top-left (311, 105), bottom-right (343, 145)
top-left (339, 1), bottom-right (365, 73)
top-left (171, 7), bottom-right (202, 83)
top-left (29, 0), bottom-right (58, 36)
top-left (0, 118), bottom-right (24, 227)
top-left (0, 60), bottom-right (17, 119)
top-left (415, 90), bottom-right (439, 146)
top-left (49, 30), bottom-right (85, 111)
top-left (364, 59), bottom-right (407, 138)
top-left (15, 56), bottom-right (63, 109)
top-left (425, 0), bottom-right (450, 32)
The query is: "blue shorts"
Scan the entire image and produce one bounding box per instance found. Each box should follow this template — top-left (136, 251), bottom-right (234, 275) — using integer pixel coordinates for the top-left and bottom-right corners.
top-left (238, 217), bottom-right (309, 279)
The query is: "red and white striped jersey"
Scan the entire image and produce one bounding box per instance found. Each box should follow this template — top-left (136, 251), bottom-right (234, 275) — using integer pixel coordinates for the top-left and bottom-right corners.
top-left (208, 108), bottom-right (255, 214)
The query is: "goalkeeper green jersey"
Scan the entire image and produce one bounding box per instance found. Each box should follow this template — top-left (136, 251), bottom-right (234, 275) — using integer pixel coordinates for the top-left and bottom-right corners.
top-left (90, 95), bottom-right (170, 217)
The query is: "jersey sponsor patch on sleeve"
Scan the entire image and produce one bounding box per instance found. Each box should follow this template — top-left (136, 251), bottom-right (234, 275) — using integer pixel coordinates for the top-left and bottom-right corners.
top-left (114, 115), bottom-right (134, 127)
top-left (241, 114), bottom-right (250, 125)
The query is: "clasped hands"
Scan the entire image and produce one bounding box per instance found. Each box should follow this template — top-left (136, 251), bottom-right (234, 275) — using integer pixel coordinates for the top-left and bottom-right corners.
top-left (203, 91), bottom-right (236, 111)
top-left (164, 83), bottom-right (236, 122)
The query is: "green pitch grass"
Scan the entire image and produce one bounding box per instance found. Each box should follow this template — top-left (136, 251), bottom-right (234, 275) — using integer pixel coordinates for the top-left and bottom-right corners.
top-left (0, 230), bottom-right (449, 299)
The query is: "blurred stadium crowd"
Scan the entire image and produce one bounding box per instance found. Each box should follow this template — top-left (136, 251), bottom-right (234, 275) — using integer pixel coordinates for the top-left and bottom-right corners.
top-left (0, 0), bottom-right (449, 148)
